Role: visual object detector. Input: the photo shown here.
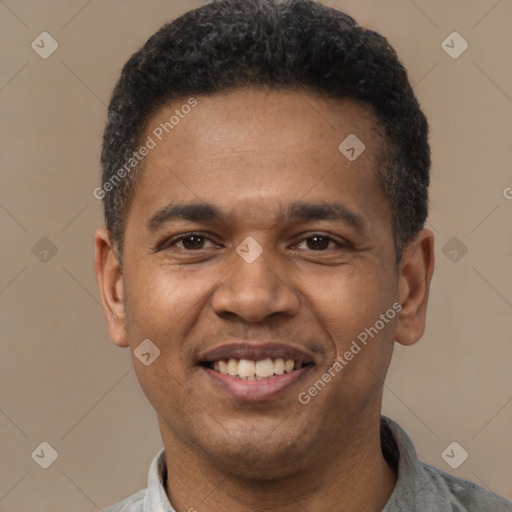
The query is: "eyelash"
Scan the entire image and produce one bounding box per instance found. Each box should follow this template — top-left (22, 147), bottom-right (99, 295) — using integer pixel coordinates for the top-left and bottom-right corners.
top-left (160, 232), bottom-right (346, 252)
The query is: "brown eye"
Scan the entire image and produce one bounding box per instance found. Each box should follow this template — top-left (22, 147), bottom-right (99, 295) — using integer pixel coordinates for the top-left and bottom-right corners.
top-left (305, 236), bottom-right (332, 250)
top-left (161, 233), bottom-right (217, 252)
top-left (180, 235), bottom-right (206, 250)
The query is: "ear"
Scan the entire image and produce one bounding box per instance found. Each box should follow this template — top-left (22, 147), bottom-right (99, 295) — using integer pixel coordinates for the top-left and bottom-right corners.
top-left (395, 228), bottom-right (435, 347)
top-left (94, 227), bottom-right (129, 347)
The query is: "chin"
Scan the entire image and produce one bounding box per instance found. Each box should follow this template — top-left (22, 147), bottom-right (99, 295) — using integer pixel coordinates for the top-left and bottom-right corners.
top-left (199, 424), bottom-right (314, 480)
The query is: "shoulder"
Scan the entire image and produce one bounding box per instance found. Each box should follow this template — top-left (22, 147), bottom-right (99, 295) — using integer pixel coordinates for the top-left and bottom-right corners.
top-left (101, 488), bottom-right (146, 512)
top-left (380, 417), bottom-right (512, 511)
top-left (420, 462), bottom-right (512, 511)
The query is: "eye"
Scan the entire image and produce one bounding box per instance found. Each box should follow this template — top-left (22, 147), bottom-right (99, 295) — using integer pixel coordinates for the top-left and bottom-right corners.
top-left (163, 233), bottom-right (217, 251)
top-left (294, 234), bottom-right (344, 251)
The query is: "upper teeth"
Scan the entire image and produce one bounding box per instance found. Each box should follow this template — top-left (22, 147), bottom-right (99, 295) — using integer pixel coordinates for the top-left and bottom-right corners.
top-left (212, 358), bottom-right (301, 379)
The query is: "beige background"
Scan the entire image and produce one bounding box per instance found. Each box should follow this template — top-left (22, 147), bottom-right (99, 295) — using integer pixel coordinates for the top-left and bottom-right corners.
top-left (1, 0), bottom-right (511, 510)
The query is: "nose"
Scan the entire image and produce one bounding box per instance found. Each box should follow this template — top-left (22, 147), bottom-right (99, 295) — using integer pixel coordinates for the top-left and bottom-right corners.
top-left (211, 248), bottom-right (300, 323)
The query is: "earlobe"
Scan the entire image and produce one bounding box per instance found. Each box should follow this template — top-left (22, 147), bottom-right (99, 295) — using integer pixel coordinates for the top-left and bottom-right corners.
top-left (94, 228), bottom-right (129, 347)
top-left (395, 228), bottom-right (435, 347)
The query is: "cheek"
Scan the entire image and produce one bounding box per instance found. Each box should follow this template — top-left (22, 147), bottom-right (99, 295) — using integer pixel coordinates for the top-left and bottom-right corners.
top-left (304, 265), bottom-right (392, 348)
top-left (124, 263), bottom-right (206, 340)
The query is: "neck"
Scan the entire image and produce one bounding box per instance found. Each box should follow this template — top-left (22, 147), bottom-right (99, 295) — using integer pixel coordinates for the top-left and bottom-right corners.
top-left (159, 415), bottom-right (397, 512)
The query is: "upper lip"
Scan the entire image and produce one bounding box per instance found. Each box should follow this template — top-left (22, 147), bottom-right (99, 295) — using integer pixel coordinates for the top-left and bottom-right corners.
top-left (198, 341), bottom-right (316, 365)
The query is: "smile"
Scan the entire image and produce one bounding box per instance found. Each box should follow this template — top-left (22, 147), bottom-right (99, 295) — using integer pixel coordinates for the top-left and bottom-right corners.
top-left (197, 341), bottom-right (316, 400)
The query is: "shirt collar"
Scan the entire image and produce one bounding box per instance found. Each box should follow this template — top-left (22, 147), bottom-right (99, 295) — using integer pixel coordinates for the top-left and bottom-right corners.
top-left (143, 446), bottom-right (174, 512)
top-left (380, 415), bottom-right (454, 511)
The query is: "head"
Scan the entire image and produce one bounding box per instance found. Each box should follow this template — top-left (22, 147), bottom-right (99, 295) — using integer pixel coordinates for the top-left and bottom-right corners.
top-left (95, 0), bottom-right (434, 480)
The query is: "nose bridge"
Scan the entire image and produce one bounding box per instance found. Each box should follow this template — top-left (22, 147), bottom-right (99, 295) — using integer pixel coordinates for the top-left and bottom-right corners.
top-left (233, 248), bottom-right (279, 293)
top-left (211, 244), bottom-right (299, 322)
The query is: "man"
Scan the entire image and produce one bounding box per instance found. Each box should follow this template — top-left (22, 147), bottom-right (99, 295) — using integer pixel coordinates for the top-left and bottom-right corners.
top-left (94, 0), bottom-right (512, 510)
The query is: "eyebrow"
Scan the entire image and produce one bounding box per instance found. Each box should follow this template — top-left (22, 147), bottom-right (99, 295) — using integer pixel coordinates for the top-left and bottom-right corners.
top-left (286, 202), bottom-right (366, 232)
top-left (147, 203), bottom-right (222, 231)
top-left (147, 201), bottom-right (366, 233)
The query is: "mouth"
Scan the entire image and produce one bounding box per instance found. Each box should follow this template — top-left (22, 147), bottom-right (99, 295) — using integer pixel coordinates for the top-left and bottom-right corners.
top-left (197, 341), bottom-right (315, 400)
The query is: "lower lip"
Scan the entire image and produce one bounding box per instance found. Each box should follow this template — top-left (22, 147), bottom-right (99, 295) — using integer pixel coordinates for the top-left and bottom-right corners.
top-left (200, 366), bottom-right (313, 401)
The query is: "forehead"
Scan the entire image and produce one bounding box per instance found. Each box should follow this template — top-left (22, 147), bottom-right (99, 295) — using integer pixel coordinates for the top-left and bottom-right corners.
top-left (145, 88), bottom-right (380, 161)
top-left (126, 88), bottom-right (389, 231)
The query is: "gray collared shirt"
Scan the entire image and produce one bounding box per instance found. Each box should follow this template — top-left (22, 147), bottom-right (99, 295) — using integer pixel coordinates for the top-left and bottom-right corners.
top-left (102, 416), bottom-right (512, 511)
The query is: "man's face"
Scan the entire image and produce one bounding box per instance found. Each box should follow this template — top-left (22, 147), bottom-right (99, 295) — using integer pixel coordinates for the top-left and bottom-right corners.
top-left (109, 89), bottom-right (405, 476)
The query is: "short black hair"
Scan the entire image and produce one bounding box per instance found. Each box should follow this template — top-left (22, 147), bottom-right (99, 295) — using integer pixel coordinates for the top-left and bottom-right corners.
top-left (100, 0), bottom-right (430, 266)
